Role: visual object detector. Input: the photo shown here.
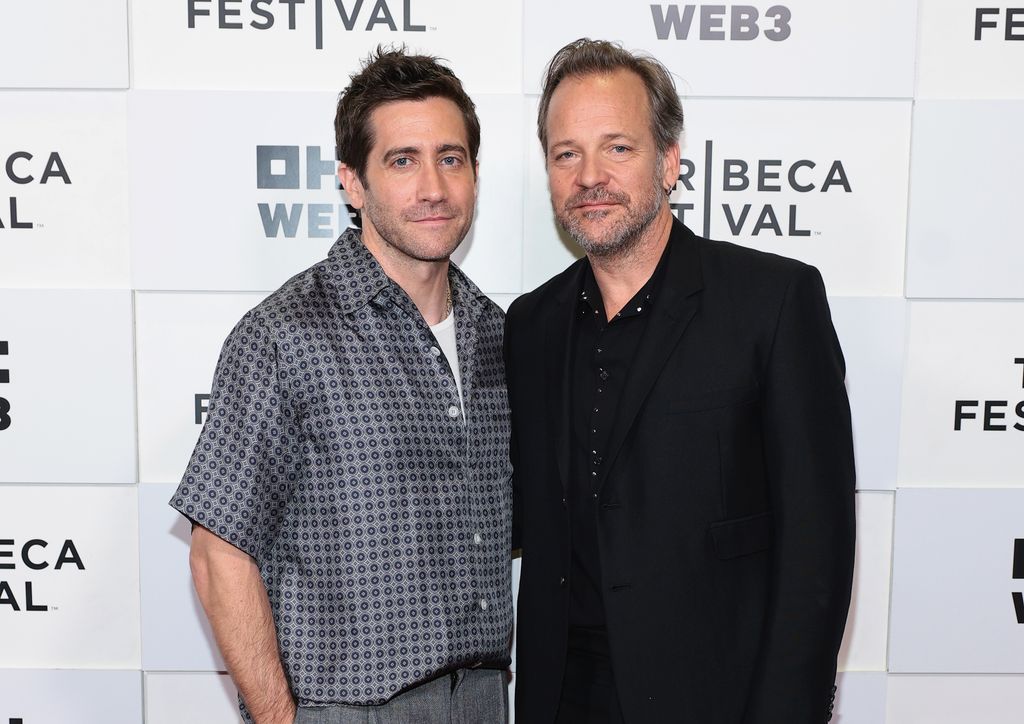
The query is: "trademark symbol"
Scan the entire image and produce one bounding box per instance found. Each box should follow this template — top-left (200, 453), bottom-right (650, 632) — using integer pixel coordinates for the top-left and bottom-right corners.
top-left (34, 223), bottom-right (43, 229)
top-left (813, 230), bottom-right (822, 236)
top-left (429, 25), bottom-right (437, 31)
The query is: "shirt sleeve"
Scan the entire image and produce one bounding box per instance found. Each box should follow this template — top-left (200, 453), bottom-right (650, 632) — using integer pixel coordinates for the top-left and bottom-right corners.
top-left (169, 311), bottom-right (293, 561)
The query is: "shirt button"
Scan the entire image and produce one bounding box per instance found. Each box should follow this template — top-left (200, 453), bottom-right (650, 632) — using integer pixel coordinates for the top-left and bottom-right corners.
top-left (559, 576), bottom-right (566, 587)
top-left (480, 599), bottom-right (489, 611)
top-left (430, 346), bottom-right (441, 356)
top-left (448, 405), bottom-right (460, 418)
top-left (473, 532), bottom-right (483, 546)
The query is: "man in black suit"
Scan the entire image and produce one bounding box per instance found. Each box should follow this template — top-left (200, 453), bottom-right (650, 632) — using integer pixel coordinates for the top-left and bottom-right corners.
top-left (505, 39), bottom-right (856, 724)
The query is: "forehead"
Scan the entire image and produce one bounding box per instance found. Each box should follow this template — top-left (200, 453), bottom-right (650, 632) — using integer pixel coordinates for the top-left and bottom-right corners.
top-left (367, 96), bottom-right (470, 152)
top-left (546, 69), bottom-right (651, 140)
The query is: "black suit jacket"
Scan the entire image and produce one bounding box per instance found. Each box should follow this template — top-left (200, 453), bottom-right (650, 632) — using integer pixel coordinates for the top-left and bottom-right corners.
top-left (505, 220), bottom-right (856, 724)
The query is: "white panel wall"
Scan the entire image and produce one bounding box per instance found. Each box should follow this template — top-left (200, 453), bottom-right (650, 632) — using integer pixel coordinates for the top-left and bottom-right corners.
top-left (0, 670), bottom-right (142, 724)
top-left (0, 93), bottom-right (130, 288)
top-left (898, 301), bottom-right (1024, 487)
top-left (522, 0), bottom-right (918, 97)
top-left (0, 1), bottom-right (129, 89)
top-left (0, 486), bottom-right (141, 668)
top-left (889, 488), bottom-right (1024, 673)
top-left (135, 291), bottom-right (269, 484)
top-left (906, 101), bottom-right (1024, 299)
top-left (0, 290), bottom-right (136, 484)
top-left (132, 0), bottom-right (524, 93)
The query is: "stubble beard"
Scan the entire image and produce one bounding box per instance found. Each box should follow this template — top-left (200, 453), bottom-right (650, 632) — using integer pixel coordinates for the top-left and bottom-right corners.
top-left (555, 167), bottom-right (665, 260)
top-left (361, 192), bottom-right (473, 264)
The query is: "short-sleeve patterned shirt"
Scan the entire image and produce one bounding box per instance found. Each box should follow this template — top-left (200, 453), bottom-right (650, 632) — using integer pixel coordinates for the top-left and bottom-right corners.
top-left (170, 228), bottom-right (513, 714)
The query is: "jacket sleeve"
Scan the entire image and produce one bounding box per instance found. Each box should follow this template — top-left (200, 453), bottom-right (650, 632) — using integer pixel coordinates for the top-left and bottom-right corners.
top-left (742, 264), bottom-right (856, 724)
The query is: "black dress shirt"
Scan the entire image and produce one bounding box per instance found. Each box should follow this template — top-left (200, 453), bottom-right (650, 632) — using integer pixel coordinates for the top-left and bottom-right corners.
top-left (568, 243), bottom-right (672, 642)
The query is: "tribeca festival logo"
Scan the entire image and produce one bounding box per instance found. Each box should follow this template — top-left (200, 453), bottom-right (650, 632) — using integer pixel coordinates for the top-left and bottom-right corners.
top-left (0, 152), bottom-right (71, 230)
top-left (670, 140), bottom-right (852, 238)
top-left (953, 358), bottom-right (1024, 432)
top-left (0, 537), bottom-right (85, 612)
top-left (256, 144), bottom-right (359, 238)
top-left (651, 4), bottom-right (792, 40)
top-left (975, 7), bottom-right (1024, 40)
top-left (187, 0), bottom-right (426, 50)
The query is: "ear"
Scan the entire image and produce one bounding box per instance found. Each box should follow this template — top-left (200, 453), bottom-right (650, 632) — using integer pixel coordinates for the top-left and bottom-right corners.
top-left (338, 163), bottom-right (366, 209)
top-left (661, 141), bottom-right (681, 194)
top-left (473, 159), bottom-right (480, 197)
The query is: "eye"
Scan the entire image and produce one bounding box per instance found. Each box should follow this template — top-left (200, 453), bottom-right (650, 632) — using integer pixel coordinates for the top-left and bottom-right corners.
top-left (440, 156), bottom-right (462, 167)
top-left (554, 150), bottom-right (576, 161)
top-left (393, 156), bottom-right (412, 168)
top-left (611, 145), bottom-right (629, 154)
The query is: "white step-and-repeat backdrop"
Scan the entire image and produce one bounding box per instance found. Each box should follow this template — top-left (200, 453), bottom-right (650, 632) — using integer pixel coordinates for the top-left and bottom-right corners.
top-left (1, 1), bottom-right (1022, 722)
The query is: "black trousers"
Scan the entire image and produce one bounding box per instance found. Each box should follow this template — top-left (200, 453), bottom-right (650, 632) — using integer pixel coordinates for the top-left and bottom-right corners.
top-left (555, 627), bottom-right (627, 724)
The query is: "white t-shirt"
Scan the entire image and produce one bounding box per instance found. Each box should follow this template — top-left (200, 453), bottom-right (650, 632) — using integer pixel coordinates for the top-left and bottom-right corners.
top-left (429, 310), bottom-right (463, 411)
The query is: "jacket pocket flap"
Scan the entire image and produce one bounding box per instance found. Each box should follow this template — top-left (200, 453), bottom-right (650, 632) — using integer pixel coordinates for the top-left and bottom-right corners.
top-left (708, 511), bottom-right (773, 560)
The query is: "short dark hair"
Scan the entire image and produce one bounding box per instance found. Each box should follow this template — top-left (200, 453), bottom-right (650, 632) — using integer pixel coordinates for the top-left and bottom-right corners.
top-left (537, 38), bottom-right (684, 156)
top-left (335, 45), bottom-right (480, 185)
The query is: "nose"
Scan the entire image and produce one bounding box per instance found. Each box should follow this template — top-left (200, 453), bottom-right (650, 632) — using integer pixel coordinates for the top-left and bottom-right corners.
top-left (576, 152), bottom-right (610, 189)
top-left (418, 162), bottom-right (446, 203)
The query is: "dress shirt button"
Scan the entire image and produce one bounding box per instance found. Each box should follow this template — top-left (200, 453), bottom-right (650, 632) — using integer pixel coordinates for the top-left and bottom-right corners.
top-left (599, 369), bottom-right (609, 381)
top-left (473, 532), bottom-right (483, 546)
top-left (592, 493), bottom-right (598, 499)
top-left (559, 576), bottom-right (566, 587)
top-left (429, 346), bottom-right (441, 356)
top-left (448, 405), bottom-right (460, 418)
top-left (479, 599), bottom-right (489, 611)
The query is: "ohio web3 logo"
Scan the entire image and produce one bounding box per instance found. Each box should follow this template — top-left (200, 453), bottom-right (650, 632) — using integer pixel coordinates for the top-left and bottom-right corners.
top-left (187, 0), bottom-right (426, 50)
top-left (651, 4), bottom-right (792, 40)
top-left (255, 145), bottom-right (359, 239)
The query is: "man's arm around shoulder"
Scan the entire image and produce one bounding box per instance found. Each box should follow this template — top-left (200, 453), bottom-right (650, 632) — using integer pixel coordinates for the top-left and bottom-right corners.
top-left (190, 527), bottom-right (296, 724)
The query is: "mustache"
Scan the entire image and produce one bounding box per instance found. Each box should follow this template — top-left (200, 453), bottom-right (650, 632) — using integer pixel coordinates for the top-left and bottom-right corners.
top-left (564, 188), bottom-right (629, 211)
top-left (402, 204), bottom-right (459, 221)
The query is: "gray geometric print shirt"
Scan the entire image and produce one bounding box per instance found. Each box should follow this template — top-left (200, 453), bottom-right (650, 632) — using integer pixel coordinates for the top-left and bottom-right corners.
top-left (170, 228), bottom-right (513, 714)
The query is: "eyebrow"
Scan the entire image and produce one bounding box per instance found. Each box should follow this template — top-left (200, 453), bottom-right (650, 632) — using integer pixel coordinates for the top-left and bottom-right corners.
top-left (549, 132), bottom-right (640, 152)
top-left (382, 143), bottom-right (468, 162)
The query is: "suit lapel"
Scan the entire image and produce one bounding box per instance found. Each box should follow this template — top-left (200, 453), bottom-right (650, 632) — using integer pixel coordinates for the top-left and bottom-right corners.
top-left (598, 221), bottom-right (704, 490)
top-left (545, 261), bottom-right (587, 496)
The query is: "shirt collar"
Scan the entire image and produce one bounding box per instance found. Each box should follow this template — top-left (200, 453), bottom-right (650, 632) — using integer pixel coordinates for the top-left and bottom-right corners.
top-left (578, 239), bottom-right (672, 322)
top-left (325, 227), bottom-right (488, 317)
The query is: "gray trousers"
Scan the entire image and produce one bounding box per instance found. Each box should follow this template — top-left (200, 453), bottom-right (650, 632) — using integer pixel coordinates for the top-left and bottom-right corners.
top-left (294, 669), bottom-right (509, 724)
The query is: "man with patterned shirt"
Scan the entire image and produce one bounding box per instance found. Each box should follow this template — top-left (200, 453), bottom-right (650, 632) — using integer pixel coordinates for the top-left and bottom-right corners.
top-left (170, 48), bottom-right (512, 724)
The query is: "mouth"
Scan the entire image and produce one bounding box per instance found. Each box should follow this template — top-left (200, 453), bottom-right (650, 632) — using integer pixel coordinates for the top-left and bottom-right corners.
top-left (411, 216), bottom-right (454, 224)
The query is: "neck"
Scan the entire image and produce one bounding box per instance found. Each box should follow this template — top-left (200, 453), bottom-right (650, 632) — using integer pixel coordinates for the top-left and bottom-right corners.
top-left (361, 225), bottom-right (451, 326)
top-left (589, 205), bottom-right (673, 319)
